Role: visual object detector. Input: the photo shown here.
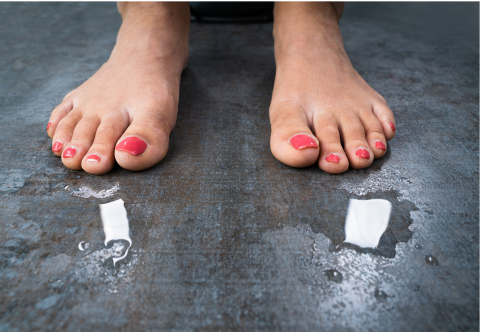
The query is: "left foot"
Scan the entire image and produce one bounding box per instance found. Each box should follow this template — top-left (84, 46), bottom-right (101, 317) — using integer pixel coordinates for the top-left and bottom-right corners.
top-left (269, 3), bottom-right (396, 174)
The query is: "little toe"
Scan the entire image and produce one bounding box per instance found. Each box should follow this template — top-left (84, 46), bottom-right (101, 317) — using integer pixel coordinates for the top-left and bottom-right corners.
top-left (82, 113), bottom-right (129, 175)
top-left (61, 115), bottom-right (100, 171)
top-left (51, 110), bottom-right (81, 157)
top-left (313, 114), bottom-right (349, 174)
top-left (270, 105), bottom-right (319, 168)
top-left (114, 111), bottom-right (172, 171)
top-left (372, 101), bottom-right (396, 141)
top-left (47, 99), bottom-right (73, 138)
top-left (360, 110), bottom-right (388, 159)
top-left (340, 113), bottom-right (374, 169)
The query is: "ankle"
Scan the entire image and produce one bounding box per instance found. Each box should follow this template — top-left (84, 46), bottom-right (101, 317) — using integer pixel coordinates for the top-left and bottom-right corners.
top-left (114, 2), bottom-right (190, 69)
top-left (273, 3), bottom-right (346, 62)
top-left (118, 2), bottom-right (190, 21)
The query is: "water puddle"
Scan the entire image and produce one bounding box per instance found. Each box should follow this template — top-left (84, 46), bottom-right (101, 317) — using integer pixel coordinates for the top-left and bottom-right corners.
top-left (306, 190), bottom-right (418, 258)
top-left (78, 199), bottom-right (131, 266)
top-left (344, 199), bottom-right (392, 249)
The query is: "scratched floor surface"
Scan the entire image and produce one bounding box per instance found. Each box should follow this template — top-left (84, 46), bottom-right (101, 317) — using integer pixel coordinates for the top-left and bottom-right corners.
top-left (0, 3), bottom-right (478, 331)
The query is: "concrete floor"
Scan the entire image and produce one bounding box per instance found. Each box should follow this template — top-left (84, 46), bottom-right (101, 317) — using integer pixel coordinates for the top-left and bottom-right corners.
top-left (0, 2), bottom-right (478, 331)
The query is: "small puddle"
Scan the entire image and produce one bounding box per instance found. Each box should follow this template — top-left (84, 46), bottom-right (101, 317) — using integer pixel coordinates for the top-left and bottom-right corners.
top-left (344, 199), bottom-right (392, 249)
top-left (308, 190), bottom-right (418, 258)
top-left (78, 199), bottom-right (132, 266)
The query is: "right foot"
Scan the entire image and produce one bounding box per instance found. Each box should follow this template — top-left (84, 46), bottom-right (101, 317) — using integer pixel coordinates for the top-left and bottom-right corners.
top-left (47, 3), bottom-right (190, 174)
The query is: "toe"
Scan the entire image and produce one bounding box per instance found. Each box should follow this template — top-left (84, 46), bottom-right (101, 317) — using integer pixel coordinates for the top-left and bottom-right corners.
top-left (313, 113), bottom-right (349, 174)
top-left (47, 99), bottom-right (73, 138)
top-left (114, 110), bottom-right (172, 171)
top-left (270, 104), bottom-right (319, 168)
top-left (372, 100), bottom-right (396, 141)
top-left (82, 113), bottom-right (129, 175)
top-left (51, 110), bottom-right (81, 157)
top-left (360, 109), bottom-right (387, 159)
top-left (339, 112), bottom-right (374, 169)
top-left (61, 115), bottom-right (100, 171)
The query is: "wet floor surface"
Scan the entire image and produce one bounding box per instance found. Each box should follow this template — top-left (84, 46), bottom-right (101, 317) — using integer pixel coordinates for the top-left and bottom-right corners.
top-left (0, 3), bottom-right (478, 331)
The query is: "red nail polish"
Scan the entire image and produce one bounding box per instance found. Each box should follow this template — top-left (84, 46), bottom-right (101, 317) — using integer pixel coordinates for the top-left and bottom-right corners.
top-left (52, 141), bottom-right (63, 152)
top-left (375, 141), bottom-right (386, 150)
top-left (116, 136), bottom-right (147, 156)
top-left (63, 147), bottom-right (76, 158)
top-left (325, 154), bottom-right (340, 163)
top-left (47, 122), bottom-right (52, 130)
top-left (289, 134), bottom-right (318, 150)
top-left (86, 154), bottom-right (101, 162)
top-left (356, 148), bottom-right (370, 159)
top-left (389, 122), bottom-right (396, 131)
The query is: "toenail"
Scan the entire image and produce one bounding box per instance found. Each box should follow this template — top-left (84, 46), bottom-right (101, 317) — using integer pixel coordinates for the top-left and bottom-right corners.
top-left (289, 134), bottom-right (318, 150)
top-left (355, 148), bottom-right (370, 159)
top-left (52, 141), bottom-right (63, 152)
top-left (116, 136), bottom-right (148, 156)
top-left (86, 154), bottom-right (101, 162)
top-left (47, 122), bottom-right (52, 130)
top-left (389, 122), bottom-right (396, 131)
top-left (63, 147), bottom-right (76, 158)
top-left (375, 141), bottom-right (386, 150)
top-left (325, 153), bottom-right (340, 163)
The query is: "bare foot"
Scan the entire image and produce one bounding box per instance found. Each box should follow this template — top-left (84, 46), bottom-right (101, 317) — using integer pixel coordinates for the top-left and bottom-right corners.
top-left (269, 2), bottom-right (396, 174)
top-left (47, 3), bottom-right (190, 174)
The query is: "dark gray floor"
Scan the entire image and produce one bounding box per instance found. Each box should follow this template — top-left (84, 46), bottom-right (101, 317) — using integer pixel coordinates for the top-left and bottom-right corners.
top-left (0, 3), bottom-right (478, 331)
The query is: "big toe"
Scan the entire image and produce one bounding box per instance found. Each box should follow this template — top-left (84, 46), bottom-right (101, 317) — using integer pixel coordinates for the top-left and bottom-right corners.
top-left (115, 112), bottom-right (172, 171)
top-left (270, 105), bottom-right (319, 168)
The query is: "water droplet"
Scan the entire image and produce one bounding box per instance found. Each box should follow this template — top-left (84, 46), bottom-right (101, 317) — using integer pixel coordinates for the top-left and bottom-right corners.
top-left (78, 241), bottom-right (89, 251)
top-left (104, 272), bottom-right (107, 276)
top-left (374, 288), bottom-right (388, 302)
top-left (425, 255), bottom-right (439, 266)
top-left (413, 285), bottom-right (420, 291)
top-left (325, 269), bottom-right (343, 283)
top-left (415, 244), bottom-right (422, 250)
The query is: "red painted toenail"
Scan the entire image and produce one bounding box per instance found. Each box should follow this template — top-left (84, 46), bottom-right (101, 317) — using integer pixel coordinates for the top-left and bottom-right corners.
top-left (375, 141), bottom-right (386, 150)
top-left (47, 122), bottom-right (52, 130)
top-left (116, 136), bottom-right (147, 156)
top-left (325, 154), bottom-right (340, 163)
top-left (355, 148), bottom-right (370, 159)
top-left (52, 141), bottom-right (63, 152)
top-left (389, 122), bottom-right (396, 131)
top-left (289, 134), bottom-right (318, 150)
top-left (63, 147), bottom-right (76, 158)
top-left (86, 154), bottom-right (101, 162)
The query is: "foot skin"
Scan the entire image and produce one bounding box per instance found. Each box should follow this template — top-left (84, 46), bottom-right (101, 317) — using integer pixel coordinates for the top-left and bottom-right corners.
top-left (47, 3), bottom-right (190, 174)
top-left (270, 3), bottom-right (396, 174)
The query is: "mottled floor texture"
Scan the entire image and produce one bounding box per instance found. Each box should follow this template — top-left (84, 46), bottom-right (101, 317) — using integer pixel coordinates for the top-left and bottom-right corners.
top-left (0, 2), bottom-right (478, 331)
